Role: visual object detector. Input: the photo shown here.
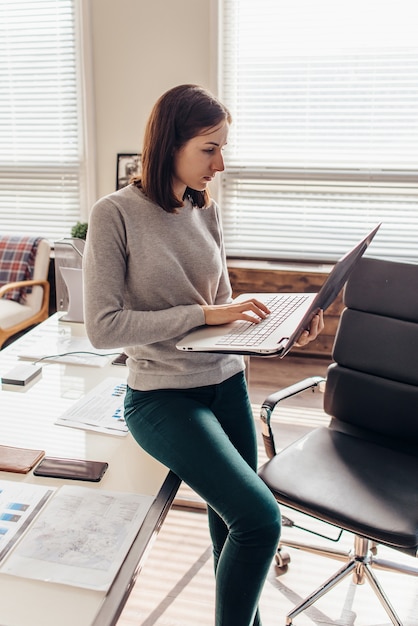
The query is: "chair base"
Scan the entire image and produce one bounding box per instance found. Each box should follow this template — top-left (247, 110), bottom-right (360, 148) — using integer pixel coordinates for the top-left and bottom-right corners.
top-left (284, 535), bottom-right (418, 626)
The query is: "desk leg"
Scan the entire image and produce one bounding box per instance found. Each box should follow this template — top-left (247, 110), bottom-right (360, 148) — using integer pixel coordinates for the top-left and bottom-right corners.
top-left (91, 471), bottom-right (181, 626)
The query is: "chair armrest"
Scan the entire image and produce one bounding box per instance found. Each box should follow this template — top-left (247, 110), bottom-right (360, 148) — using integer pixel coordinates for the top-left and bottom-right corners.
top-left (260, 376), bottom-right (325, 459)
top-left (0, 279), bottom-right (49, 299)
top-left (0, 279), bottom-right (50, 347)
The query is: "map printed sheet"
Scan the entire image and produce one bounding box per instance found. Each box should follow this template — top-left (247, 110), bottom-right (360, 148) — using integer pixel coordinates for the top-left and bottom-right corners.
top-left (1, 485), bottom-right (155, 590)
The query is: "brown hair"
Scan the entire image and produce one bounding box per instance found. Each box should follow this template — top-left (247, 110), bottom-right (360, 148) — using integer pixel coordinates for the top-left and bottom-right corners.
top-left (133, 84), bottom-right (232, 213)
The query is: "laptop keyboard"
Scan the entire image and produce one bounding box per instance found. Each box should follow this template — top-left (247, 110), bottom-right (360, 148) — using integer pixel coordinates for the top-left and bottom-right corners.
top-left (216, 294), bottom-right (309, 347)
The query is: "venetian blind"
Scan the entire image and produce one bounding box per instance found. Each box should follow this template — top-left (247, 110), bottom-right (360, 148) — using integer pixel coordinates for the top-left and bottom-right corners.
top-left (220, 0), bottom-right (418, 262)
top-left (0, 0), bottom-right (87, 240)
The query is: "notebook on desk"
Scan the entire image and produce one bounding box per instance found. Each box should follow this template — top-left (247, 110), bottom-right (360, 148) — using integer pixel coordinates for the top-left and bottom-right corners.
top-left (176, 224), bottom-right (381, 358)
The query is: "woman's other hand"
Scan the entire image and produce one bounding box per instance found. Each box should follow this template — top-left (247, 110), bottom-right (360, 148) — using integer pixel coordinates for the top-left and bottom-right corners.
top-left (294, 310), bottom-right (324, 347)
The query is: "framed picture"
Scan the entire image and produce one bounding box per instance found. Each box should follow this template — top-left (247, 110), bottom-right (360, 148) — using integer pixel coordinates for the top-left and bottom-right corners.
top-left (116, 153), bottom-right (141, 190)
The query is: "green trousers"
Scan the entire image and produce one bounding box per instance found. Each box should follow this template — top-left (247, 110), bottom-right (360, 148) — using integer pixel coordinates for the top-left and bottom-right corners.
top-left (124, 371), bottom-right (281, 626)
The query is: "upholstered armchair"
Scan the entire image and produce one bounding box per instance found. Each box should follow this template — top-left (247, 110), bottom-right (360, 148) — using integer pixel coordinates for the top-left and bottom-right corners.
top-left (0, 236), bottom-right (51, 348)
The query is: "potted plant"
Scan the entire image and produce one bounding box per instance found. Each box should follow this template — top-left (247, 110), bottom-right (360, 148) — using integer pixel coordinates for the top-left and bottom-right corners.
top-left (71, 221), bottom-right (88, 240)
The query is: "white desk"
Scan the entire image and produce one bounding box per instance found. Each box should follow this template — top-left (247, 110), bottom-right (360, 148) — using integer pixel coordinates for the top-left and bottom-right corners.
top-left (0, 314), bottom-right (180, 626)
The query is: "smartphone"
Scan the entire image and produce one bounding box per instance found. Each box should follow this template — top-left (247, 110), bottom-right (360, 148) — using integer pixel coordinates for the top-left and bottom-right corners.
top-left (33, 457), bottom-right (108, 482)
top-left (111, 352), bottom-right (128, 366)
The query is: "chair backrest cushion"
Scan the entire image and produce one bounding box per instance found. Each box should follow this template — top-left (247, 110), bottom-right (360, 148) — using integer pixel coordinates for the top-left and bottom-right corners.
top-left (344, 256), bottom-right (418, 323)
top-left (333, 309), bottom-right (418, 386)
top-left (0, 235), bottom-right (42, 303)
top-left (325, 364), bottom-right (418, 443)
top-left (324, 257), bottom-right (418, 445)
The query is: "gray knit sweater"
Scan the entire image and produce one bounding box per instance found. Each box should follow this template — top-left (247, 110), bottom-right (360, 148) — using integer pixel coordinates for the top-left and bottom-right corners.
top-left (83, 184), bottom-right (244, 390)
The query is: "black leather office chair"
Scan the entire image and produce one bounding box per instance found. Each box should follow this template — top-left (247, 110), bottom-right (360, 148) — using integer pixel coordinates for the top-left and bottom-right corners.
top-left (258, 257), bottom-right (418, 626)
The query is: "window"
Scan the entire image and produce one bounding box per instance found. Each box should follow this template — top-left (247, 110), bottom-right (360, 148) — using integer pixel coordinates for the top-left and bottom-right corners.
top-left (0, 0), bottom-right (92, 241)
top-left (220, 0), bottom-right (418, 262)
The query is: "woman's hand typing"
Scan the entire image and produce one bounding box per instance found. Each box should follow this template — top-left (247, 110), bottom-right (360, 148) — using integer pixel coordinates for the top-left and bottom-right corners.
top-left (201, 301), bottom-right (325, 350)
top-left (201, 299), bottom-right (270, 326)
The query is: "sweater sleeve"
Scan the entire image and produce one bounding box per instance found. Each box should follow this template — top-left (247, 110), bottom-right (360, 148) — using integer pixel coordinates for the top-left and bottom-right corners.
top-left (83, 198), bottom-right (205, 349)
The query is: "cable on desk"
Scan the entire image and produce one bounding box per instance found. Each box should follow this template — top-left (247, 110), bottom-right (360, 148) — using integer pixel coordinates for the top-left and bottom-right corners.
top-left (33, 351), bottom-right (121, 364)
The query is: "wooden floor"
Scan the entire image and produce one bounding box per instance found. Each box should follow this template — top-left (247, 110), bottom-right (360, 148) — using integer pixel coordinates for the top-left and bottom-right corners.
top-left (117, 355), bottom-right (418, 626)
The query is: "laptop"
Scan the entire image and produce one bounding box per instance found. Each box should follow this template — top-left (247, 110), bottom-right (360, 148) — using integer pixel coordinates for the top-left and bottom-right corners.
top-left (176, 223), bottom-right (381, 358)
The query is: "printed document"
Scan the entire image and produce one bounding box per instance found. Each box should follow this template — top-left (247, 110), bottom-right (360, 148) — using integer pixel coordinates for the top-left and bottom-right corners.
top-left (1, 485), bottom-right (155, 590)
top-left (0, 481), bottom-right (54, 563)
top-left (55, 377), bottom-right (129, 435)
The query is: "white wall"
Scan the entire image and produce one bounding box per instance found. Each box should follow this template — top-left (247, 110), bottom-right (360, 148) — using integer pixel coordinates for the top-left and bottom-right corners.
top-left (89, 0), bottom-right (215, 201)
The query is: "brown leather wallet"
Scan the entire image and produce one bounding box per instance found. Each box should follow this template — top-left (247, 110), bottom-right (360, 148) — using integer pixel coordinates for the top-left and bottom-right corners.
top-left (0, 445), bottom-right (45, 474)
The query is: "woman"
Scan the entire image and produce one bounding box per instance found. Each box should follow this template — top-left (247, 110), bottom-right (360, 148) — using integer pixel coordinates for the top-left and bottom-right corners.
top-left (83, 84), bottom-right (323, 626)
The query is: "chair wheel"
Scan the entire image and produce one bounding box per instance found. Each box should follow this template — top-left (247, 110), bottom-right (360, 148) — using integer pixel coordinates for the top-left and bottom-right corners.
top-left (275, 548), bottom-right (290, 574)
top-left (275, 562), bottom-right (289, 575)
top-left (275, 549), bottom-right (290, 566)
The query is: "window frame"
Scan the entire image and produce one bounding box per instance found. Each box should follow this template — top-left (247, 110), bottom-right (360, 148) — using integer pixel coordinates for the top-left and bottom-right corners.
top-left (218, 0), bottom-right (418, 263)
top-left (0, 0), bottom-right (95, 242)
